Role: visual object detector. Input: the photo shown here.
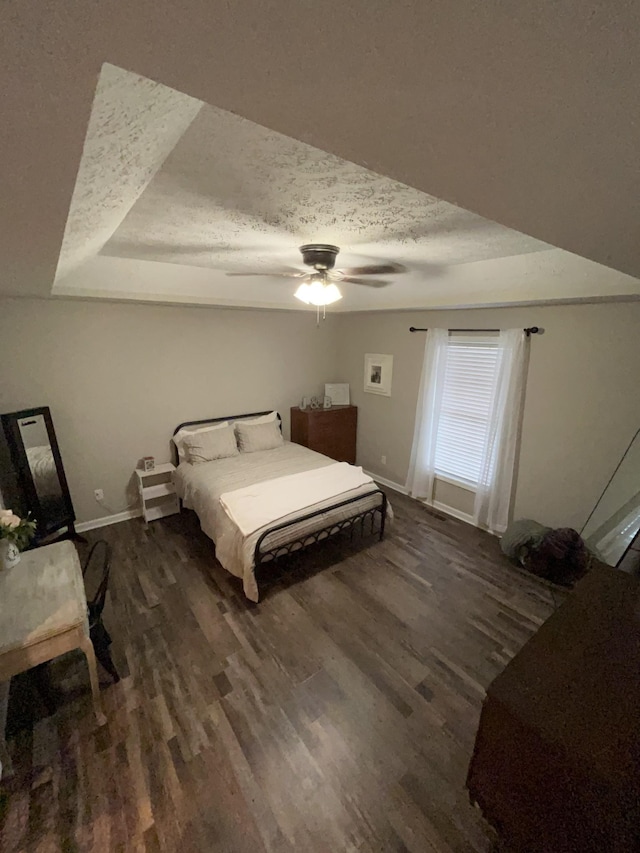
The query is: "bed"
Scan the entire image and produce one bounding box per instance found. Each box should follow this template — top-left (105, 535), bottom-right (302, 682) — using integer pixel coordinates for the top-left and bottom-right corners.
top-left (172, 411), bottom-right (390, 601)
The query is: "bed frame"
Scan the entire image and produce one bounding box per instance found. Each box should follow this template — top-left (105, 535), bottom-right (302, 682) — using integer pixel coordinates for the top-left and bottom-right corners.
top-left (172, 410), bottom-right (388, 574)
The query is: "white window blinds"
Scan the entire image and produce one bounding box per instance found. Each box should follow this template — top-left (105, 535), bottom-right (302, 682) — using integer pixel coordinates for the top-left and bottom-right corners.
top-left (433, 337), bottom-right (499, 486)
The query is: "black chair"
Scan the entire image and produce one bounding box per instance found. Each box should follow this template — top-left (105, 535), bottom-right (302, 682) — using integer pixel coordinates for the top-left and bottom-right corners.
top-left (82, 540), bottom-right (120, 683)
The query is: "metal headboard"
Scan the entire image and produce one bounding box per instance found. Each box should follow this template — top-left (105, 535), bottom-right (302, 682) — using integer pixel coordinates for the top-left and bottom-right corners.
top-left (171, 410), bottom-right (282, 465)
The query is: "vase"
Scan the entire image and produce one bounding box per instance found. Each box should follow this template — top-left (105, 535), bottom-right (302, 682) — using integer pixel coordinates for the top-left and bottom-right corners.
top-left (0, 539), bottom-right (21, 570)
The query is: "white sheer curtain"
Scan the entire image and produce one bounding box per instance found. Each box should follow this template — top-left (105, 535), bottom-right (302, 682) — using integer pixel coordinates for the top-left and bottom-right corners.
top-left (406, 328), bottom-right (448, 499)
top-left (473, 329), bottom-right (527, 533)
top-left (407, 327), bottom-right (527, 534)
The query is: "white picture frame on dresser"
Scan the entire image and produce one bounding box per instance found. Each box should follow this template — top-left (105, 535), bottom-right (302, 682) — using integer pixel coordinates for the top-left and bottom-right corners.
top-left (136, 462), bottom-right (180, 522)
top-left (324, 383), bottom-right (350, 406)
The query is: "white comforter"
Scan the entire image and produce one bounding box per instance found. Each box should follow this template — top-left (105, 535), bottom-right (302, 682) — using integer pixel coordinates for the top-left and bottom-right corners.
top-left (220, 462), bottom-right (374, 536)
top-left (174, 442), bottom-right (389, 601)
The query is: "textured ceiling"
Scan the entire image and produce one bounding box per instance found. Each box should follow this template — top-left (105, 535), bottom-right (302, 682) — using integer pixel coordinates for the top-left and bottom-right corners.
top-left (55, 65), bottom-right (201, 281)
top-left (52, 62), bottom-right (640, 311)
top-left (102, 100), bottom-right (549, 274)
top-left (3, 2), bottom-right (640, 307)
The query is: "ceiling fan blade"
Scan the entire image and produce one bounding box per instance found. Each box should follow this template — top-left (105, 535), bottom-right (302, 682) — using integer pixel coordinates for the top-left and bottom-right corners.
top-left (340, 276), bottom-right (392, 288)
top-left (226, 267), bottom-right (303, 278)
top-left (339, 262), bottom-right (407, 276)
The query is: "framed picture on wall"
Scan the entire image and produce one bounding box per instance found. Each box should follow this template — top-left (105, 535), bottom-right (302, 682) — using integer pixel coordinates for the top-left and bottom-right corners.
top-left (364, 353), bottom-right (393, 396)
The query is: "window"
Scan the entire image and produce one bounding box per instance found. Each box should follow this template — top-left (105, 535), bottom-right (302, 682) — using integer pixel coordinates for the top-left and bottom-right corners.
top-left (408, 327), bottom-right (525, 532)
top-left (433, 336), bottom-right (499, 487)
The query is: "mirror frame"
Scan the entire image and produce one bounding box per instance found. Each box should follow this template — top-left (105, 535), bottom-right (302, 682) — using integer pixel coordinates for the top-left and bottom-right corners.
top-left (581, 426), bottom-right (640, 568)
top-left (0, 405), bottom-right (76, 541)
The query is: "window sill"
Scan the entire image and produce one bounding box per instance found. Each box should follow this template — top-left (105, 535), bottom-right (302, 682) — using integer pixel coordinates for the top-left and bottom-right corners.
top-left (433, 473), bottom-right (477, 493)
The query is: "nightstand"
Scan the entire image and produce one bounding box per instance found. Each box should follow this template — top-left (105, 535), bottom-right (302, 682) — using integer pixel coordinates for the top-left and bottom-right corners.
top-left (135, 463), bottom-right (180, 522)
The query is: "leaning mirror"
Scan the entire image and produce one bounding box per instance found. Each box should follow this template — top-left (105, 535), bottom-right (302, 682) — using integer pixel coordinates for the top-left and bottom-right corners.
top-left (0, 406), bottom-right (79, 542)
top-left (18, 414), bottom-right (65, 513)
top-left (581, 428), bottom-right (640, 573)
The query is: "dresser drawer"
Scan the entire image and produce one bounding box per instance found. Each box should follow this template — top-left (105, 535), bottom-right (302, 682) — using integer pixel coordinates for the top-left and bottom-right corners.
top-left (307, 408), bottom-right (354, 438)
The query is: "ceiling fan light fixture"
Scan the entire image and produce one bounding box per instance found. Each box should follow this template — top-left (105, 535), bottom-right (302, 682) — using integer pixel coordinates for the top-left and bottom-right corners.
top-left (294, 277), bottom-right (342, 306)
top-left (321, 282), bottom-right (343, 305)
top-left (294, 282), bottom-right (312, 304)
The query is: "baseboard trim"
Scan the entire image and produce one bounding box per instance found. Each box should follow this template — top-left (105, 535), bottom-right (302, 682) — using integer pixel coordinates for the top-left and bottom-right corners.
top-left (76, 508), bottom-right (141, 533)
top-left (363, 470), bottom-right (409, 495)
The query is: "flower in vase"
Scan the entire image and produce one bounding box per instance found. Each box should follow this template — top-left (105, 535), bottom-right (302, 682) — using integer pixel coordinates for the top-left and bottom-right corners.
top-left (0, 510), bottom-right (37, 550)
top-left (0, 510), bottom-right (21, 529)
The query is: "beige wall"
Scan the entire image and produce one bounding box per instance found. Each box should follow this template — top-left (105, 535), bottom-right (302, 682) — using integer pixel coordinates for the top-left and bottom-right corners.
top-left (2, 297), bottom-right (639, 533)
top-left (432, 479), bottom-right (475, 518)
top-left (336, 303), bottom-right (640, 530)
top-left (0, 298), bottom-right (338, 523)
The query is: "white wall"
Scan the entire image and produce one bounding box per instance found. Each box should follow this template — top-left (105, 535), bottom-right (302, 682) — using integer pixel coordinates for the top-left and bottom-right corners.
top-left (0, 298), bottom-right (338, 524)
top-left (336, 302), bottom-right (640, 530)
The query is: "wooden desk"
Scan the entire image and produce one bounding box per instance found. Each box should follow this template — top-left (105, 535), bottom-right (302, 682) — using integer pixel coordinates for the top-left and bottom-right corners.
top-left (0, 541), bottom-right (105, 766)
top-left (467, 567), bottom-right (640, 852)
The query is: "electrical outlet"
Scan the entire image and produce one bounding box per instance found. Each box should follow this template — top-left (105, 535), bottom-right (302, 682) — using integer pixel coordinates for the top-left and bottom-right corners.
top-left (94, 489), bottom-right (104, 502)
top-left (381, 455), bottom-right (387, 465)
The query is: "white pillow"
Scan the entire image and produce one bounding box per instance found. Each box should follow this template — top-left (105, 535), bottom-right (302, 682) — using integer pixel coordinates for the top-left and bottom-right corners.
top-left (235, 420), bottom-right (284, 453)
top-left (182, 425), bottom-right (239, 464)
top-left (173, 421), bottom-right (229, 460)
top-left (239, 411), bottom-right (278, 426)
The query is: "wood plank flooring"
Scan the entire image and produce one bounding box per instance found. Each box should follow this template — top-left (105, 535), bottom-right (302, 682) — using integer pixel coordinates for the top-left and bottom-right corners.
top-left (0, 492), bottom-right (560, 852)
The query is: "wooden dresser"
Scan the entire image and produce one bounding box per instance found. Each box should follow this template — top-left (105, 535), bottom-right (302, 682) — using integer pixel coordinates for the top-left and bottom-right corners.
top-left (290, 405), bottom-right (357, 464)
top-left (467, 567), bottom-right (640, 852)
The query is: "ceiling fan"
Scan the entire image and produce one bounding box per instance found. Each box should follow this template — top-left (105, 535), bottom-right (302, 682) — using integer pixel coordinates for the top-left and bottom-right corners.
top-left (227, 244), bottom-right (407, 306)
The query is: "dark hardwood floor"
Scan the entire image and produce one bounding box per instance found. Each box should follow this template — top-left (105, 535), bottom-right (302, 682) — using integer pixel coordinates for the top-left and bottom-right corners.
top-left (1, 492), bottom-right (560, 852)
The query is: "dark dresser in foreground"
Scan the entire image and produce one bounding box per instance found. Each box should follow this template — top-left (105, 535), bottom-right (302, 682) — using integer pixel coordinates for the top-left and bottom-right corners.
top-left (290, 405), bottom-right (357, 464)
top-left (467, 567), bottom-right (640, 852)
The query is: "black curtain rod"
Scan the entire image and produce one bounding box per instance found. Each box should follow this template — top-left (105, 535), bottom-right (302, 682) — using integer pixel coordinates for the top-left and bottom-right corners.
top-left (409, 326), bottom-right (540, 336)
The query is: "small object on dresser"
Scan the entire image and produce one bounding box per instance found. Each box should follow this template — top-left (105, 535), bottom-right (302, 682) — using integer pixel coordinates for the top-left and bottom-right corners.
top-left (300, 396), bottom-right (310, 410)
top-left (323, 396), bottom-right (332, 409)
top-left (136, 462), bottom-right (179, 523)
top-left (325, 383), bottom-right (350, 406)
top-left (142, 456), bottom-right (155, 472)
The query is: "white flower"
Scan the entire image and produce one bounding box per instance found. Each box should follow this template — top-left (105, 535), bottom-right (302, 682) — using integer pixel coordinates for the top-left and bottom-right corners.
top-left (0, 512), bottom-right (21, 529)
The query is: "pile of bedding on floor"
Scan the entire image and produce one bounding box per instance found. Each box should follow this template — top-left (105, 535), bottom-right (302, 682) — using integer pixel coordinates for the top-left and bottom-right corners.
top-left (501, 519), bottom-right (592, 586)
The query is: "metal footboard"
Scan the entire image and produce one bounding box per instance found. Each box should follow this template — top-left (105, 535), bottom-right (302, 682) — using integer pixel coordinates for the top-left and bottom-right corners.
top-left (253, 488), bottom-right (388, 570)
